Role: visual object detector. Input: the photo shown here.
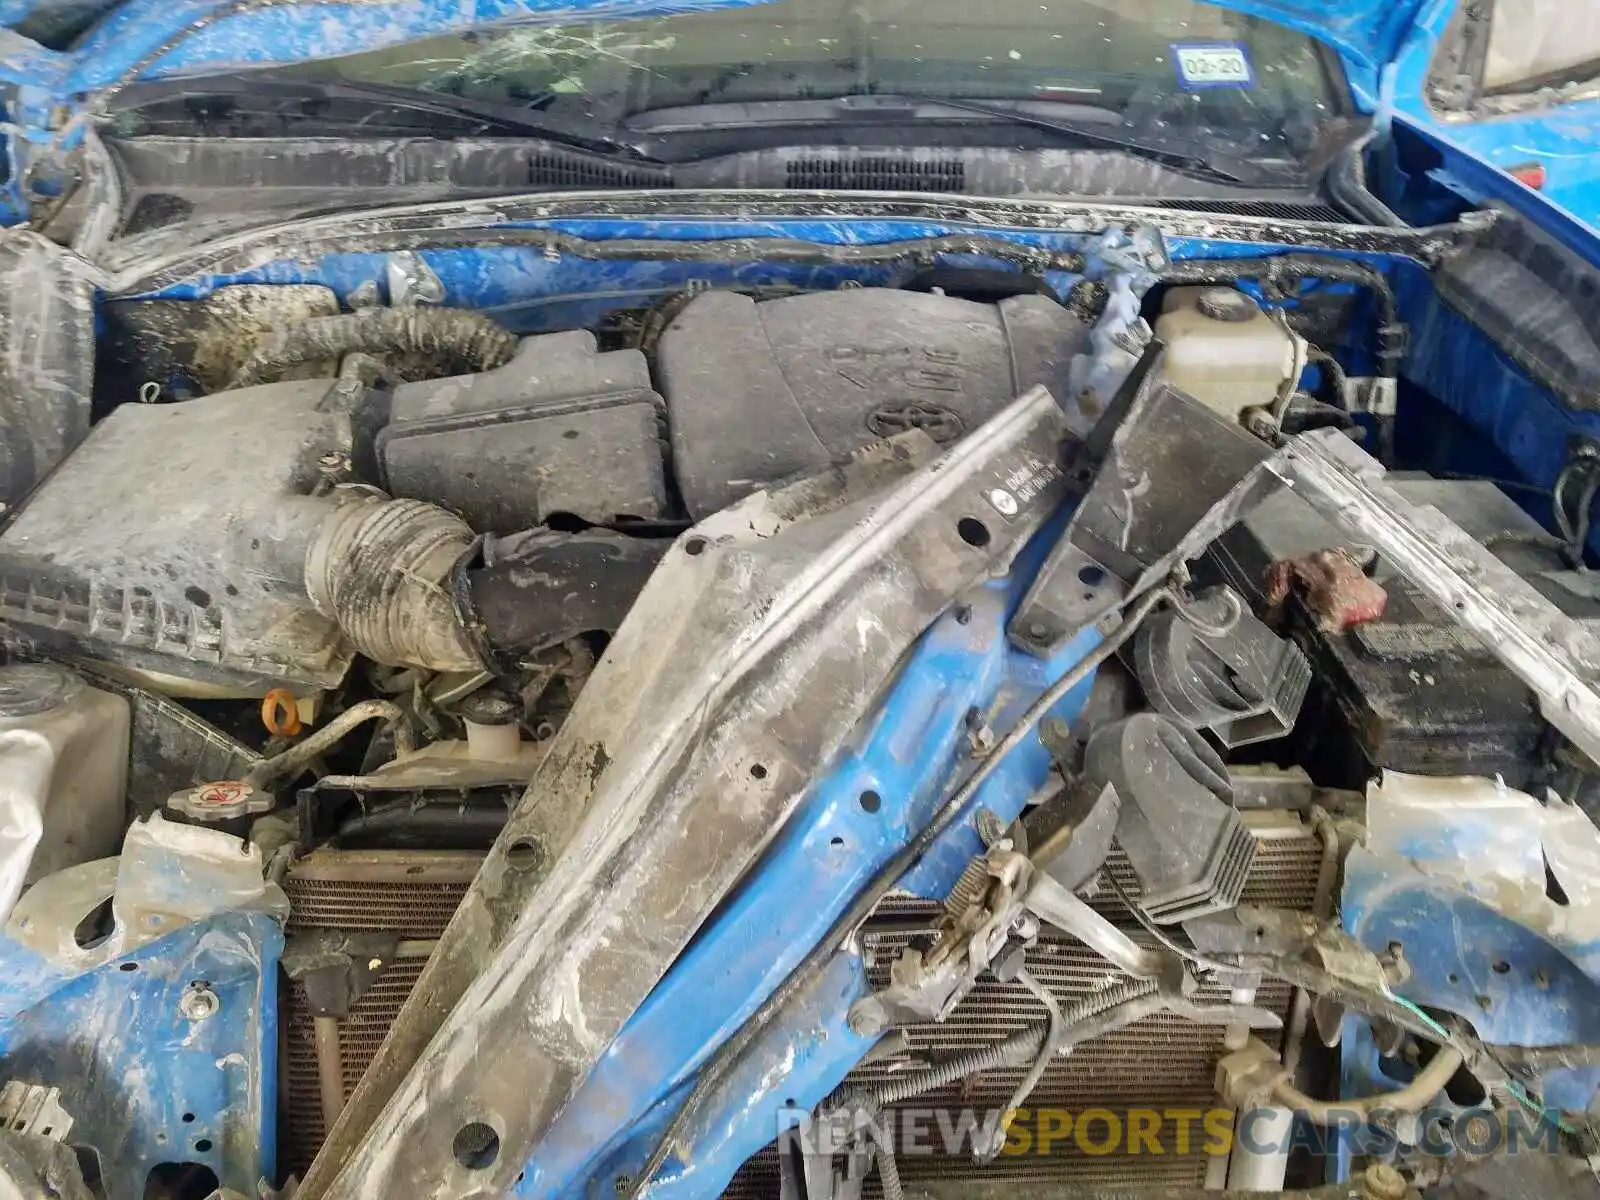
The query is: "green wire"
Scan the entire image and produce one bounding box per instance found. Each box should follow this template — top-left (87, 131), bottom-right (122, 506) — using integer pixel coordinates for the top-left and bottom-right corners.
top-left (1385, 992), bottom-right (1578, 1134)
top-left (1387, 992), bottom-right (1450, 1038)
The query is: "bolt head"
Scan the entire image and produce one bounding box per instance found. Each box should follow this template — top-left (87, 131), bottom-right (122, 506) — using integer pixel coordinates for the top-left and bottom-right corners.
top-left (179, 984), bottom-right (220, 1022)
top-left (846, 1001), bottom-right (887, 1038)
top-left (987, 488), bottom-right (1019, 517)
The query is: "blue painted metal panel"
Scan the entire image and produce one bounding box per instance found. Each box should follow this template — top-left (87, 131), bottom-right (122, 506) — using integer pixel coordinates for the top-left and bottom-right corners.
top-left (1436, 108), bottom-right (1600, 229)
top-left (517, 522), bottom-right (1102, 1200)
top-left (0, 910), bottom-right (283, 1199)
top-left (1341, 837), bottom-right (1600, 1127)
top-left (1381, 0), bottom-right (1600, 243)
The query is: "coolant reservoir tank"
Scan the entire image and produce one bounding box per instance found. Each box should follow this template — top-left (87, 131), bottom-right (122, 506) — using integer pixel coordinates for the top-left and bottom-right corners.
top-left (0, 663), bottom-right (130, 918)
top-left (1154, 286), bottom-right (1303, 423)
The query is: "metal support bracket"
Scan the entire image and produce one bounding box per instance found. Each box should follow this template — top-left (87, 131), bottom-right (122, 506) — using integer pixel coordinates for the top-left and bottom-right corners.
top-left (1022, 872), bottom-right (1170, 980)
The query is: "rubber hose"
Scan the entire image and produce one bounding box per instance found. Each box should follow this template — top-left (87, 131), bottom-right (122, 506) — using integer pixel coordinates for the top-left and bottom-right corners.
top-left (304, 492), bottom-right (483, 673)
top-left (1271, 1047), bottom-right (1466, 1126)
top-left (1326, 132), bottom-right (1405, 228)
top-left (230, 307), bottom-right (519, 388)
top-left (1308, 350), bottom-right (1350, 409)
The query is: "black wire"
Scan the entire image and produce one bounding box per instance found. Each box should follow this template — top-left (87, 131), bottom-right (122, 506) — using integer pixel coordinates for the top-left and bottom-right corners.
top-left (1306, 350), bottom-right (1349, 409)
top-left (1552, 459), bottom-right (1600, 567)
top-left (1100, 871), bottom-right (1237, 975)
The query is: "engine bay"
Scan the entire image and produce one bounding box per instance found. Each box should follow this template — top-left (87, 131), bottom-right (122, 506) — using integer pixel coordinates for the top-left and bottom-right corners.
top-left (0, 206), bottom-right (1597, 1200)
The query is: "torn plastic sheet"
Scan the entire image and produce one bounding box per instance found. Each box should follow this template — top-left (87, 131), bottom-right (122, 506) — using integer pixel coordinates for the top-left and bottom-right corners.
top-left (0, 731), bottom-right (55, 924)
top-left (302, 386), bottom-right (1074, 1200)
top-left (7, 813), bottom-right (288, 967)
top-left (1363, 771), bottom-right (1600, 957)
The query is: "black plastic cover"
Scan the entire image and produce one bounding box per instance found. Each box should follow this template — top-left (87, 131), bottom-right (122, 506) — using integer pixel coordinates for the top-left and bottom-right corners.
top-left (1067, 355), bottom-right (1272, 581)
top-left (1083, 713), bottom-right (1255, 924)
top-left (1132, 586), bottom-right (1312, 747)
top-left (656, 288), bottom-right (1091, 518)
top-left (379, 330), bottom-right (668, 532)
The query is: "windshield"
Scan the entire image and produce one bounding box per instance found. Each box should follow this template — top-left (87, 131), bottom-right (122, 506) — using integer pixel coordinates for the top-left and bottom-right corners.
top-left (238, 0), bottom-right (1342, 153)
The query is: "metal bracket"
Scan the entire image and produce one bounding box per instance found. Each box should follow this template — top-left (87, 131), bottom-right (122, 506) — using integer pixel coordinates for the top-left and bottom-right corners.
top-left (301, 387), bottom-right (1076, 1200)
top-left (385, 251), bottom-right (444, 307)
top-left (1009, 542), bottom-right (1127, 655)
top-left (1342, 376), bottom-right (1399, 417)
top-left (1022, 872), bottom-right (1170, 980)
top-left (848, 848), bottom-right (1035, 1036)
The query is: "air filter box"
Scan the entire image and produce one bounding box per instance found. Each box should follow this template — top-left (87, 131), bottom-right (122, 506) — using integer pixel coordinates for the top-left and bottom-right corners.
top-left (377, 331), bottom-right (668, 532)
top-left (0, 381), bottom-right (352, 696)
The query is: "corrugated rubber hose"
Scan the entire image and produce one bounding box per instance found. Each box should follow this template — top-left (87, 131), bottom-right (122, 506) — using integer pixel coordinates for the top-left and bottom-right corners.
top-left (229, 307), bottom-right (519, 388)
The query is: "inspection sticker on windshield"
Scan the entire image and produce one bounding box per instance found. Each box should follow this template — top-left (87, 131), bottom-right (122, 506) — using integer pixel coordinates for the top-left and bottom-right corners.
top-left (1171, 42), bottom-right (1255, 90)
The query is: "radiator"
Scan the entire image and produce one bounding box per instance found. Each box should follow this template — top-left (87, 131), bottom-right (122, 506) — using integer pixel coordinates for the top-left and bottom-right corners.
top-left (281, 814), bottom-right (1326, 1189)
top-left (282, 850), bottom-right (483, 1178)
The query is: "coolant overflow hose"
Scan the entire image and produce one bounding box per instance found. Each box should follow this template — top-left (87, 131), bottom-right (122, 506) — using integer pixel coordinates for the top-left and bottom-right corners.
top-left (1271, 1047), bottom-right (1466, 1127)
top-left (244, 699), bottom-right (414, 790)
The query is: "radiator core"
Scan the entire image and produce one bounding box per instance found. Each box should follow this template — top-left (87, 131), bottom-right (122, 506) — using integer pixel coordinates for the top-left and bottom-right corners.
top-left (281, 814), bottom-right (1324, 1189)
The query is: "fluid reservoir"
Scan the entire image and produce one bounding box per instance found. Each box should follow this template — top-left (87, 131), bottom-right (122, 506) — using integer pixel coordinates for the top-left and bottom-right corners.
top-left (0, 663), bottom-right (130, 918)
top-left (1154, 287), bottom-right (1305, 424)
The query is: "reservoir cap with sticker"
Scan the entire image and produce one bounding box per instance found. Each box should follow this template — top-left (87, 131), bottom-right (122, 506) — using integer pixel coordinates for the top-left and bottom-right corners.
top-left (1171, 42), bottom-right (1255, 90)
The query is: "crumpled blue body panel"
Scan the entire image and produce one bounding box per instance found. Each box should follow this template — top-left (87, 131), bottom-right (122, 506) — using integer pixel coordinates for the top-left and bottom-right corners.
top-left (520, 528), bottom-right (1101, 1200)
top-left (1341, 805), bottom-right (1600, 1151)
top-left (0, 910), bottom-right (282, 1199)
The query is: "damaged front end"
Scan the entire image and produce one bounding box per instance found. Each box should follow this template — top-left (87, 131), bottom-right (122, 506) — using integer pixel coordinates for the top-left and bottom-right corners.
top-left (0, 72), bottom-right (1598, 1200)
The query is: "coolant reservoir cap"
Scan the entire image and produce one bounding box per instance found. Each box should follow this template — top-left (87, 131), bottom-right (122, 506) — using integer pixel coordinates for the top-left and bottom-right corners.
top-left (0, 663), bottom-right (82, 717)
top-left (167, 779), bottom-right (274, 821)
top-left (1195, 287), bottom-right (1261, 323)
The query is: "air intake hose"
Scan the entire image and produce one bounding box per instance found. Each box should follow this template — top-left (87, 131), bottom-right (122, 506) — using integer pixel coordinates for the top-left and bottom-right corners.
top-left (231, 308), bottom-right (519, 389)
top-left (304, 491), bottom-right (482, 673)
top-left (304, 493), bottom-right (668, 674)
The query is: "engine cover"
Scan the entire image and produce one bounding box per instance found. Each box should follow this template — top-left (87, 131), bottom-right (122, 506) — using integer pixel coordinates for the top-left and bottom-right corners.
top-left (657, 288), bottom-right (1092, 517)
